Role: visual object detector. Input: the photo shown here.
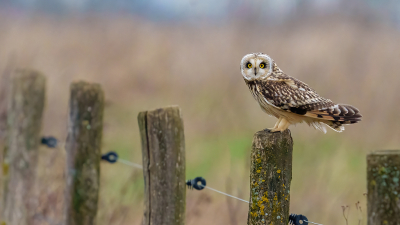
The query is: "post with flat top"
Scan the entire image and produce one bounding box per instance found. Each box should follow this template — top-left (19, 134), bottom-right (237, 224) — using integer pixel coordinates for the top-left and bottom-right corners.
top-left (138, 106), bottom-right (186, 225)
top-left (64, 81), bottom-right (104, 225)
top-left (367, 150), bottom-right (400, 225)
top-left (247, 129), bottom-right (293, 225)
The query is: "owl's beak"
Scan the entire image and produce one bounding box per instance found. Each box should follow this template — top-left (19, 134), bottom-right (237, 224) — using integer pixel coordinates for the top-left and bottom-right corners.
top-left (254, 67), bottom-right (257, 76)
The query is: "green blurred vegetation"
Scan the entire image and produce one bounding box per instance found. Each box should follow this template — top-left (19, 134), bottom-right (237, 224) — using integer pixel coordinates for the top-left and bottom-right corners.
top-left (1, 12), bottom-right (400, 225)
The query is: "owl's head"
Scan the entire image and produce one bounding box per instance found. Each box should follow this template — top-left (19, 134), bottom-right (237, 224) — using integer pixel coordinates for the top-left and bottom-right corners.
top-left (240, 53), bottom-right (274, 81)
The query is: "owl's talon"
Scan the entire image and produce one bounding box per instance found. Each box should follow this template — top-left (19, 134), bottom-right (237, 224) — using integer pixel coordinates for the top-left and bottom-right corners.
top-left (265, 128), bottom-right (281, 133)
top-left (270, 130), bottom-right (282, 133)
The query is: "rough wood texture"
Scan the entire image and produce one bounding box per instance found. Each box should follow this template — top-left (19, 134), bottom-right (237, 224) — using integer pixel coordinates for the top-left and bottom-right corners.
top-left (65, 81), bottom-right (104, 225)
top-left (0, 61), bottom-right (13, 218)
top-left (138, 106), bottom-right (186, 225)
top-left (367, 150), bottom-right (400, 225)
top-left (1, 69), bottom-right (46, 225)
top-left (247, 130), bottom-right (293, 225)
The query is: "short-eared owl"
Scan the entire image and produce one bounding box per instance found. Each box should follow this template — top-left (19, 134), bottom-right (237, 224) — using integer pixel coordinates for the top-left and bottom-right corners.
top-left (241, 53), bottom-right (362, 133)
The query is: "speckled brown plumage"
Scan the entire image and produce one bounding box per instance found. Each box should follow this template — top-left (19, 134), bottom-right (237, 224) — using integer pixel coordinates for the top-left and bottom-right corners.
top-left (240, 53), bottom-right (362, 133)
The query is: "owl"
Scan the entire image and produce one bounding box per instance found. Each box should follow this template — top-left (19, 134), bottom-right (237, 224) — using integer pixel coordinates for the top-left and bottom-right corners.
top-left (240, 53), bottom-right (362, 133)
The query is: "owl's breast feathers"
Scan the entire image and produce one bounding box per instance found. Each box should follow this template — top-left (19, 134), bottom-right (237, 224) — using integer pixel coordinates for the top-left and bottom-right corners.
top-left (244, 75), bottom-right (362, 125)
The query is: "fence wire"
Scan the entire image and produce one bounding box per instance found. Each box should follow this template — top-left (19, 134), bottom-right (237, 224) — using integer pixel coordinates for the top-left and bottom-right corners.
top-left (41, 139), bottom-right (323, 225)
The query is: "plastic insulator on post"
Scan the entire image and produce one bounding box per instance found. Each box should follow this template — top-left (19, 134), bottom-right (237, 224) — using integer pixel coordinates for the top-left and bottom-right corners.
top-left (41, 136), bottom-right (58, 148)
top-left (289, 214), bottom-right (308, 225)
top-left (101, 151), bottom-right (118, 163)
top-left (186, 177), bottom-right (207, 190)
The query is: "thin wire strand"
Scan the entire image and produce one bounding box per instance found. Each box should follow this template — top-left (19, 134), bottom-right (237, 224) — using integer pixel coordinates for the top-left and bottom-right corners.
top-left (202, 186), bottom-right (322, 225)
top-left (117, 158), bottom-right (143, 169)
top-left (97, 155), bottom-right (323, 225)
top-left (305, 220), bottom-right (323, 225)
top-left (202, 185), bottom-right (249, 203)
top-left (45, 142), bottom-right (144, 170)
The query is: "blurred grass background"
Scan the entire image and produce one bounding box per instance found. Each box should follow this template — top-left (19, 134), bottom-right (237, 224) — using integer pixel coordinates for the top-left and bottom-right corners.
top-left (1, 1), bottom-right (400, 224)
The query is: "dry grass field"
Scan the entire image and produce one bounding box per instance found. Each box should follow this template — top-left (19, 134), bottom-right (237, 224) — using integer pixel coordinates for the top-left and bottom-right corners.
top-left (1, 11), bottom-right (400, 225)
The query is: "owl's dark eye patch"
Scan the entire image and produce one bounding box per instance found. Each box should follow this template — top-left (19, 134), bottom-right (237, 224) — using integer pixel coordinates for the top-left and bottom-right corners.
top-left (246, 62), bottom-right (252, 69)
top-left (259, 62), bottom-right (266, 69)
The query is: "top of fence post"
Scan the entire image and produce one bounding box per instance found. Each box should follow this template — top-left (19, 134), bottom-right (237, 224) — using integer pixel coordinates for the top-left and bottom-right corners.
top-left (367, 150), bottom-right (400, 225)
top-left (64, 81), bottom-right (104, 225)
top-left (247, 129), bottom-right (293, 225)
top-left (138, 106), bottom-right (186, 225)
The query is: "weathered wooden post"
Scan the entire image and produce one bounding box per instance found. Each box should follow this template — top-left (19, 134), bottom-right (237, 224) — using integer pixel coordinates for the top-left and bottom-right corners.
top-left (0, 65), bottom-right (11, 183)
top-left (64, 81), bottom-right (104, 225)
top-left (1, 69), bottom-right (46, 225)
top-left (247, 130), bottom-right (293, 225)
top-left (138, 106), bottom-right (186, 225)
top-left (0, 65), bottom-right (11, 218)
top-left (367, 150), bottom-right (400, 225)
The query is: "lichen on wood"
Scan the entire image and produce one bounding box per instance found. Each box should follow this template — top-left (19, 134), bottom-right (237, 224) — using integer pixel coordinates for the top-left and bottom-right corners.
top-left (138, 106), bottom-right (186, 225)
top-left (367, 150), bottom-right (400, 225)
top-left (247, 130), bottom-right (293, 225)
top-left (64, 81), bottom-right (104, 225)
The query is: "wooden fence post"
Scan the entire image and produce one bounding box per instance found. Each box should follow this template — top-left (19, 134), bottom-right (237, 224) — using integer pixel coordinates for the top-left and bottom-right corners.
top-left (64, 81), bottom-right (104, 225)
top-left (247, 130), bottom-right (293, 225)
top-left (1, 69), bottom-right (46, 225)
top-left (0, 63), bottom-right (12, 197)
top-left (138, 106), bottom-right (186, 225)
top-left (367, 150), bottom-right (400, 225)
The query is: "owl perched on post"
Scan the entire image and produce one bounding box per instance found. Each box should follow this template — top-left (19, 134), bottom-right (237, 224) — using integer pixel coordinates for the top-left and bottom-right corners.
top-left (240, 53), bottom-right (362, 133)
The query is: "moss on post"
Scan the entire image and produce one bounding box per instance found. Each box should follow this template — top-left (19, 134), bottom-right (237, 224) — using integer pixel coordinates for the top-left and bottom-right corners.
top-left (138, 106), bottom-right (186, 225)
top-left (247, 130), bottom-right (293, 225)
top-left (367, 150), bottom-right (400, 225)
top-left (2, 69), bottom-right (46, 225)
top-left (65, 81), bottom-right (104, 225)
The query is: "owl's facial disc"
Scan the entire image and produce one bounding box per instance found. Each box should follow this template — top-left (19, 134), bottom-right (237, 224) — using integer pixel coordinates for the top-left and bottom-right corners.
top-left (241, 53), bottom-right (273, 81)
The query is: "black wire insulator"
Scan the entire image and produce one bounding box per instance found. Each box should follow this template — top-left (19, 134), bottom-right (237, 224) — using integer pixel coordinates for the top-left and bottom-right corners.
top-left (186, 177), bottom-right (206, 190)
top-left (41, 136), bottom-right (58, 148)
top-left (289, 214), bottom-right (308, 225)
top-left (101, 151), bottom-right (118, 163)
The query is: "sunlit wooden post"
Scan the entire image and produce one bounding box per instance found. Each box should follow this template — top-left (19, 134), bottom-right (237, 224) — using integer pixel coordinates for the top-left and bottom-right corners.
top-left (64, 81), bottom-right (104, 225)
top-left (247, 130), bottom-right (293, 225)
top-left (1, 69), bottom-right (46, 224)
top-left (367, 150), bottom-right (400, 225)
top-left (138, 106), bottom-right (186, 225)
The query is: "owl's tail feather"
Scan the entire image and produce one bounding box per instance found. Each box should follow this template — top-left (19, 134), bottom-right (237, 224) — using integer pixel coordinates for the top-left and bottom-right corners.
top-left (306, 104), bottom-right (362, 133)
top-left (325, 121), bottom-right (346, 132)
top-left (328, 104), bottom-right (362, 122)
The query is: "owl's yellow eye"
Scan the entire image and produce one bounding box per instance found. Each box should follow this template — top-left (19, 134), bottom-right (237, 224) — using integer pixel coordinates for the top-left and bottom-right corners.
top-left (260, 63), bottom-right (266, 69)
top-left (247, 63), bottom-right (252, 68)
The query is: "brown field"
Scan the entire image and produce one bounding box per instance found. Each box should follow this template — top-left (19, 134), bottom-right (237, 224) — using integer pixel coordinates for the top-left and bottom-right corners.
top-left (1, 12), bottom-right (400, 225)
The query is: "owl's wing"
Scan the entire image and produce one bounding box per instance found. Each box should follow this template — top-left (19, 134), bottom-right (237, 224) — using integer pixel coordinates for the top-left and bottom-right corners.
top-left (267, 73), bottom-right (298, 88)
top-left (261, 75), bottom-right (362, 123)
